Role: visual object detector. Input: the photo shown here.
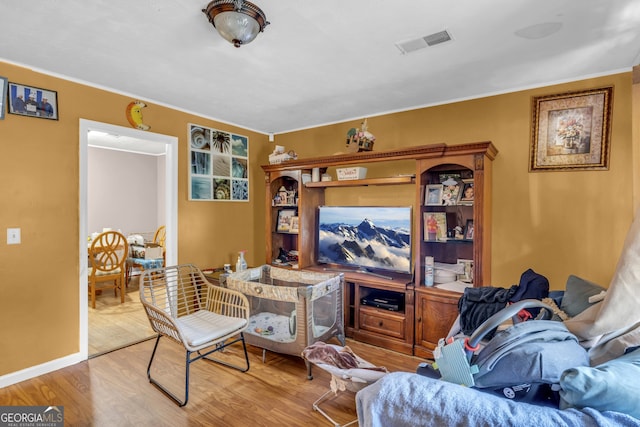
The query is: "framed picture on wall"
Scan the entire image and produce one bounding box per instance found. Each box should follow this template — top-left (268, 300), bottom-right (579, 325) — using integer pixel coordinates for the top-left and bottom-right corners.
top-left (188, 123), bottom-right (249, 201)
top-left (0, 76), bottom-right (7, 119)
top-left (7, 82), bottom-right (58, 120)
top-left (529, 86), bottom-right (613, 171)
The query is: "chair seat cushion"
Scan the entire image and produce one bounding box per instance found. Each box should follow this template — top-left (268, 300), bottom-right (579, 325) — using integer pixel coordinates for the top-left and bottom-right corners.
top-left (88, 266), bottom-right (122, 276)
top-left (128, 258), bottom-right (163, 269)
top-left (177, 310), bottom-right (247, 348)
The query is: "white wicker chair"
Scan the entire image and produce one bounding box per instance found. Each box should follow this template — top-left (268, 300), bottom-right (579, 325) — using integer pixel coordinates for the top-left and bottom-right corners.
top-left (139, 264), bottom-right (250, 406)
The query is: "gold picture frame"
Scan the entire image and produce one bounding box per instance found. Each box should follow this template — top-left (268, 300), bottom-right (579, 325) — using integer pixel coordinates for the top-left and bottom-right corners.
top-left (529, 86), bottom-right (613, 172)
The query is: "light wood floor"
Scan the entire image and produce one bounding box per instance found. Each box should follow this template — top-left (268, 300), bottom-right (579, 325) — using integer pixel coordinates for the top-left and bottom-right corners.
top-left (0, 334), bottom-right (423, 426)
top-left (88, 275), bottom-right (155, 356)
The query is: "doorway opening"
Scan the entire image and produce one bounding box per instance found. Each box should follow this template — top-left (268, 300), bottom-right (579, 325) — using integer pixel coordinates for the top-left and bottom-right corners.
top-left (79, 119), bottom-right (178, 360)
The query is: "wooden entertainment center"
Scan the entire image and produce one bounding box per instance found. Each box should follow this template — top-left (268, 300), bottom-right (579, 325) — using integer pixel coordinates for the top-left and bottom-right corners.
top-left (262, 142), bottom-right (497, 357)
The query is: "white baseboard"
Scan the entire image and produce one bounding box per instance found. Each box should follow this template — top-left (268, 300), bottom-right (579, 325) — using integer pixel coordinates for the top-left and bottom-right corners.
top-left (0, 352), bottom-right (85, 389)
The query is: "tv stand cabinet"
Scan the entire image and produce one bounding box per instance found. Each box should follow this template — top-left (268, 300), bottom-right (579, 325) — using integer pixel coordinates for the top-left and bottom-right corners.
top-left (261, 142), bottom-right (497, 357)
top-left (345, 270), bottom-right (415, 355)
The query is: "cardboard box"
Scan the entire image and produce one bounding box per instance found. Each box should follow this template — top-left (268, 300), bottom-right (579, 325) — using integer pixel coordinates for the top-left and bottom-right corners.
top-left (336, 167), bottom-right (367, 180)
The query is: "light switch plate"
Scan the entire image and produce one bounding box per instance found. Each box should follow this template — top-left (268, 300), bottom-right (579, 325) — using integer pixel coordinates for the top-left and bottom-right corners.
top-left (7, 228), bottom-right (21, 245)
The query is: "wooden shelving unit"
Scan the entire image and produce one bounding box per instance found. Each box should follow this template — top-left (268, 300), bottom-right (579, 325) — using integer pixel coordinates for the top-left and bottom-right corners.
top-left (262, 142), bottom-right (497, 357)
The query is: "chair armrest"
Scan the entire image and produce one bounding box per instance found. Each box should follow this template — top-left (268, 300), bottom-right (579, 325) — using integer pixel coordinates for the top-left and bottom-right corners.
top-left (140, 301), bottom-right (183, 345)
top-left (203, 283), bottom-right (250, 321)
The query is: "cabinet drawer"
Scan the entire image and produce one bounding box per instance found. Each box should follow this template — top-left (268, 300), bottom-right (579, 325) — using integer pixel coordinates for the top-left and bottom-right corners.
top-left (359, 307), bottom-right (405, 339)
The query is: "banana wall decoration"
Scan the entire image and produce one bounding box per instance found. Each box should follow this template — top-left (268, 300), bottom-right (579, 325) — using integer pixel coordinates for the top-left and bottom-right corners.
top-left (125, 100), bottom-right (150, 130)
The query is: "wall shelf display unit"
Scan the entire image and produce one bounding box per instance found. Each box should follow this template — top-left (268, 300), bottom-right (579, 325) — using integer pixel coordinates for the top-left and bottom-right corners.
top-left (414, 142), bottom-right (497, 358)
top-left (262, 142), bottom-right (497, 357)
top-left (263, 169), bottom-right (324, 269)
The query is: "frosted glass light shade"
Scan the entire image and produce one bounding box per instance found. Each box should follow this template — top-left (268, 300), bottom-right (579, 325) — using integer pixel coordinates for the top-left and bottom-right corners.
top-left (203, 0), bottom-right (269, 48)
top-left (213, 11), bottom-right (261, 47)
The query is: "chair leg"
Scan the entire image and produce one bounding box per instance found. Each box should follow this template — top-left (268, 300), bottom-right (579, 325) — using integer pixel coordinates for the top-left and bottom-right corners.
top-left (89, 282), bottom-right (96, 309)
top-left (201, 332), bottom-right (250, 373)
top-left (119, 276), bottom-right (125, 303)
top-left (147, 335), bottom-right (191, 407)
top-left (147, 333), bottom-right (250, 407)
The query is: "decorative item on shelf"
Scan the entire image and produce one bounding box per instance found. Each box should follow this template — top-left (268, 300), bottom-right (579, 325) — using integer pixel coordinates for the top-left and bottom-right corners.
top-left (345, 118), bottom-right (375, 152)
top-left (273, 186), bottom-right (297, 206)
top-left (425, 184), bottom-right (444, 206)
top-left (269, 145), bottom-right (297, 164)
top-left (202, 0), bottom-right (269, 48)
top-left (464, 219), bottom-right (474, 240)
top-left (459, 179), bottom-right (474, 205)
top-left (276, 209), bottom-right (297, 232)
top-left (424, 212), bottom-right (447, 241)
top-left (441, 177), bottom-right (462, 206)
top-left (274, 247), bottom-right (299, 266)
top-left (336, 167), bottom-right (367, 181)
top-left (457, 259), bottom-right (474, 283)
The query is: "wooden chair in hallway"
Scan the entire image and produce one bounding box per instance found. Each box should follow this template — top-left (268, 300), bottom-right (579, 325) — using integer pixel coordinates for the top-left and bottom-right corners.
top-left (88, 230), bottom-right (129, 309)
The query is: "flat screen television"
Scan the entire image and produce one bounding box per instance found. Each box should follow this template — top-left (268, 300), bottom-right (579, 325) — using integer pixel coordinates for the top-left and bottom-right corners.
top-left (317, 206), bottom-right (412, 276)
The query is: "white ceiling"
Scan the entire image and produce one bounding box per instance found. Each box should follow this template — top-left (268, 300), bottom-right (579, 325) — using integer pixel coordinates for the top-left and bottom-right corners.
top-left (2, 1), bottom-right (640, 135)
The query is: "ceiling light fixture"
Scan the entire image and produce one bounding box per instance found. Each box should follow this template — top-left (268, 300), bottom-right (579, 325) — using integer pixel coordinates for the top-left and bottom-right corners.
top-left (203, 0), bottom-right (269, 48)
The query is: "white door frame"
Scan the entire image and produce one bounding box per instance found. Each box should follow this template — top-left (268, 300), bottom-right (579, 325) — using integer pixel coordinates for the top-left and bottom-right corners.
top-left (79, 119), bottom-right (178, 360)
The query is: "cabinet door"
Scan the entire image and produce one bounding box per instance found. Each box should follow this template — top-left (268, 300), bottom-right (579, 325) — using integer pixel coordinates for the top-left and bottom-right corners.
top-left (415, 290), bottom-right (459, 355)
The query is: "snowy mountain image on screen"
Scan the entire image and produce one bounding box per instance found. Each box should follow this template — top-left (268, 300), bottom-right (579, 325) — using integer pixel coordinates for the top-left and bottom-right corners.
top-left (317, 207), bottom-right (411, 273)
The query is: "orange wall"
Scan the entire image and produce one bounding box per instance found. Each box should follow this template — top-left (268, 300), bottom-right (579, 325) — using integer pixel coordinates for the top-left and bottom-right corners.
top-left (0, 61), bottom-right (269, 376)
top-left (0, 60), bottom-right (634, 379)
top-left (275, 72), bottom-right (634, 291)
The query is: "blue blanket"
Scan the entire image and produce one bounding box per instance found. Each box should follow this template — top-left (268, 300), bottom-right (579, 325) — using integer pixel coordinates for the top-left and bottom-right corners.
top-left (356, 372), bottom-right (640, 427)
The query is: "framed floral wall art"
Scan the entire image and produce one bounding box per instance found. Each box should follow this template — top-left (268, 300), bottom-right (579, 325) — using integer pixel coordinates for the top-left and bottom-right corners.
top-left (529, 86), bottom-right (613, 172)
top-left (188, 123), bottom-right (249, 201)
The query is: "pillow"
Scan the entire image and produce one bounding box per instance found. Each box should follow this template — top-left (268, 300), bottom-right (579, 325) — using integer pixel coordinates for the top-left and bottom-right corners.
top-left (559, 347), bottom-right (640, 418)
top-left (560, 275), bottom-right (606, 317)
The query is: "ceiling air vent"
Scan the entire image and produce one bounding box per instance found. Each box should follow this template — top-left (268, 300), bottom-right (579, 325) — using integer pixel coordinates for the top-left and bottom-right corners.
top-left (395, 29), bottom-right (452, 54)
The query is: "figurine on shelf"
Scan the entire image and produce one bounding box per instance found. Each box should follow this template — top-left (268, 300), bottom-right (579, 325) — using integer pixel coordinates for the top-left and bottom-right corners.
top-left (269, 145), bottom-right (298, 164)
top-left (346, 118), bottom-right (375, 152)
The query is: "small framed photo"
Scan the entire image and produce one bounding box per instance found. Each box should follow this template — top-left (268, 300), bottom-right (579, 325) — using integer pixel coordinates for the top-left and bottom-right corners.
top-left (276, 209), bottom-right (296, 233)
top-left (459, 179), bottom-right (474, 205)
top-left (289, 216), bottom-right (300, 234)
top-left (441, 178), bottom-right (461, 206)
top-left (464, 219), bottom-right (474, 240)
top-left (457, 258), bottom-right (474, 283)
top-left (425, 184), bottom-right (443, 206)
top-left (424, 212), bottom-right (447, 241)
top-left (8, 82), bottom-right (58, 120)
top-left (0, 76), bottom-right (7, 119)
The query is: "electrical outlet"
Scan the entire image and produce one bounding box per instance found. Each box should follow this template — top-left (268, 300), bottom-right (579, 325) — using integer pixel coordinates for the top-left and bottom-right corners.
top-left (7, 228), bottom-right (21, 245)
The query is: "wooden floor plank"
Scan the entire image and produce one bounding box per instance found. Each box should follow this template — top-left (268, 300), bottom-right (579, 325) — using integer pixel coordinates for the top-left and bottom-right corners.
top-left (0, 336), bottom-right (423, 426)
